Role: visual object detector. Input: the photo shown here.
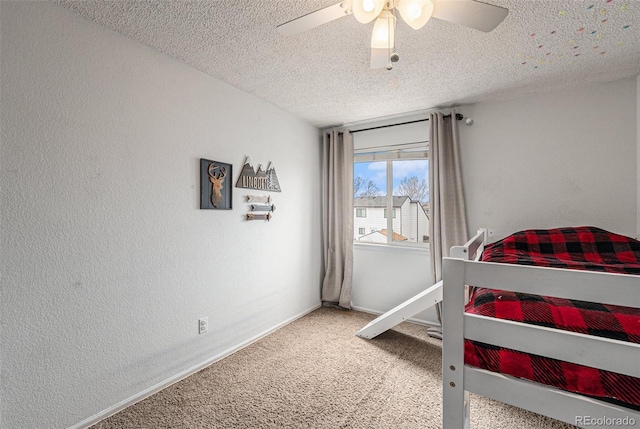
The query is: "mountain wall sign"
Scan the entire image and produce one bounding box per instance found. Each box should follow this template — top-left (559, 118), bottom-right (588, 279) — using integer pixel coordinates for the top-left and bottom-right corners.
top-left (235, 157), bottom-right (281, 192)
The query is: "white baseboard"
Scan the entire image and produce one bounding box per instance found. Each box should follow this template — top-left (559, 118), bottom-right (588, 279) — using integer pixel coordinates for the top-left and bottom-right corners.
top-left (351, 305), bottom-right (440, 328)
top-left (68, 303), bottom-right (322, 429)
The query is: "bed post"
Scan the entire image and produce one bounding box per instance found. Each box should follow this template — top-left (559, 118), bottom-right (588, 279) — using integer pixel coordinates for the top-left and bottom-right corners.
top-left (442, 257), bottom-right (469, 429)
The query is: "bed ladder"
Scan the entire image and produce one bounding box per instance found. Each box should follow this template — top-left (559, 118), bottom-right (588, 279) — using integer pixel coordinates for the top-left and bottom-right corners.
top-left (355, 229), bottom-right (487, 340)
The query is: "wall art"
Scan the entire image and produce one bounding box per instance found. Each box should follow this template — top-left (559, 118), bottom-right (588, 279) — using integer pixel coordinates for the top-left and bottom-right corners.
top-left (245, 195), bottom-right (276, 222)
top-left (246, 212), bottom-right (272, 221)
top-left (235, 157), bottom-right (281, 192)
top-left (250, 203), bottom-right (276, 212)
top-left (247, 195), bottom-right (272, 204)
top-left (200, 158), bottom-right (232, 210)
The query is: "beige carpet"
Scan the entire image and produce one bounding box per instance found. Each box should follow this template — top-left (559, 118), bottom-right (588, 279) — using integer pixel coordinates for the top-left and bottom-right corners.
top-left (92, 308), bottom-right (576, 428)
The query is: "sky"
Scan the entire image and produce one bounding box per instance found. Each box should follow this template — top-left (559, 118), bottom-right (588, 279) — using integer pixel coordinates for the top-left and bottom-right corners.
top-left (354, 160), bottom-right (429, 195)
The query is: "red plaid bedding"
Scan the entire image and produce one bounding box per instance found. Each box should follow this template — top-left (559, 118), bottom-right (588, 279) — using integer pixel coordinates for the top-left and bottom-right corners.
top-left (464, 226), bottom-right (640, 408)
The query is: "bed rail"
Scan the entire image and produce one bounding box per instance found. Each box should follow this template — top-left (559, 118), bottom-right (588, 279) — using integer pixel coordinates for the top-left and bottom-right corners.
top-left (450, 228), bottom-right (486, 261)
top-left (442, 257), bottom-right (640, 428)
top-left (466, 367), bottom-right (640, 427)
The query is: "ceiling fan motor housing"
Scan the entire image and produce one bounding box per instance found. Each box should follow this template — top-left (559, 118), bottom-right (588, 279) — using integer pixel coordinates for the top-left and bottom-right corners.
top-left (277, 0), bottom-right (510, 69)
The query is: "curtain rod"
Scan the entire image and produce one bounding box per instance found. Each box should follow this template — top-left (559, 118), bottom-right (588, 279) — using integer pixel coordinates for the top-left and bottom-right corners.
top-left (350, 113), bottom-right (463, 134)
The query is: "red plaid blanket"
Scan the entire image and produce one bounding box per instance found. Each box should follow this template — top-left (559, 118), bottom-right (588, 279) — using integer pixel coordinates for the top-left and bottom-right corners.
top-left (464, 226), bottom-right (640, 408)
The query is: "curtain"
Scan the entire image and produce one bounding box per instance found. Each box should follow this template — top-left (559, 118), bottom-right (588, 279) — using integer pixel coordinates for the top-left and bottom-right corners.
top-left (321, 129), bottom-right (354, 309)
top-left (429, 111), bottom-right (468, 333)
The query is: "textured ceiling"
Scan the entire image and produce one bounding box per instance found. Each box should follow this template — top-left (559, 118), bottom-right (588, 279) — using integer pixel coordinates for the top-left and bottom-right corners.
top-left (56, 0), bottom-right (640, 128)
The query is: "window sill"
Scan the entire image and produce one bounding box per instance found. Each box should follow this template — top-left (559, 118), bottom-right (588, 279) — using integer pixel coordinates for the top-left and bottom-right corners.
top-left (353, 241), bottom-right (430, 254)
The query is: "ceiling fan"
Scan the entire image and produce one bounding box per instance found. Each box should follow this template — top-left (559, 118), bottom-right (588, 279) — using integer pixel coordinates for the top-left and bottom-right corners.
top-left (277, 0), bottom-right (508, 70)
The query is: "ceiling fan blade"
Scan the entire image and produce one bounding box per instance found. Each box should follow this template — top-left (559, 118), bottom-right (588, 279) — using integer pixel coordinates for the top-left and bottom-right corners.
top-left (277, 2), bottom-right (351, 36)
top-left (370, 48), bottom-right (389, 69)
top-left (431, 0), bottom-right (508, 32)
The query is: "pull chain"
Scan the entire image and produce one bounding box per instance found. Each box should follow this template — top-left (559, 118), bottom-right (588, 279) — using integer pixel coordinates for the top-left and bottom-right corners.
top-left (386, 3), bottom-right (393, 70)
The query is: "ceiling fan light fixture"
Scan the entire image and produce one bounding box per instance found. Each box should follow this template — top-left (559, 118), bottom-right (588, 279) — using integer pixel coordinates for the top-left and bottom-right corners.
top-left (277, 0), bottom-right (509, 69)
top-left (370, 10), bottom-right (396, 49)
top-left (352, 0), bottom-right (385, 23)
top-left (397, 0), bottom-right (434, 30)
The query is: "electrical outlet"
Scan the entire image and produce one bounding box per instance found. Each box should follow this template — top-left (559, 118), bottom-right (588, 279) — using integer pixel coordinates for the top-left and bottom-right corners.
top-left (198, 317), bottom-right (208, 334)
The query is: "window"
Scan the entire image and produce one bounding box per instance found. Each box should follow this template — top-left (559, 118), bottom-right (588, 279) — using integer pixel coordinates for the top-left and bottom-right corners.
top-left (358, 228), bottom-right (365, 235)
top-left (353, 143), bottom-right (429, 246)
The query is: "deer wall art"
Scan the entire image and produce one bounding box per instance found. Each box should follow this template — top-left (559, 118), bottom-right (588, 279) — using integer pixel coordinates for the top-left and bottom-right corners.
top-left (200, 158), bottom-right (232, 210)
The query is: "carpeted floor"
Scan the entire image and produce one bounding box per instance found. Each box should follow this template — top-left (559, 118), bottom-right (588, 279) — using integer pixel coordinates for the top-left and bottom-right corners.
top-left (92, 307), bottom-right (577, 428)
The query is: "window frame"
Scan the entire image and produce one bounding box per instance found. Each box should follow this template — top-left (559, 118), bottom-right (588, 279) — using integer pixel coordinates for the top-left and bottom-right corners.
top-left (353, 143), bottom-right (429, 249)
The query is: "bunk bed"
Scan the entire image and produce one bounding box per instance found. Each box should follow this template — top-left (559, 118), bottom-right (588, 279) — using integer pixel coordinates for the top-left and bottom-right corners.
top-left (442, 226), bottom-right (640, 428)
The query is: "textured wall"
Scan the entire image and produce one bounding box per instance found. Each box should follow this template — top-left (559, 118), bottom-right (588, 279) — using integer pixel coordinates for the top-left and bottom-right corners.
top-left (352, 245), bottom-right (436, 325)
top-left (1, 3), bottom-right (321, 428)
top-left (459, 78), bottom-right (638, 240)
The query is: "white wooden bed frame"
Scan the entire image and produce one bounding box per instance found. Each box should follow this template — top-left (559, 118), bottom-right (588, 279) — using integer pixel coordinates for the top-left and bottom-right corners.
top-left (357, 229), bottom-right (640, 428)
top-left (443, 229), bottom-right (640, 428)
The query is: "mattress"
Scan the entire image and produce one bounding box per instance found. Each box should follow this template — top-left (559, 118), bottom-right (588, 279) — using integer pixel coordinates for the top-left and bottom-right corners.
top-left (464, 226), bottom-right (640, 408)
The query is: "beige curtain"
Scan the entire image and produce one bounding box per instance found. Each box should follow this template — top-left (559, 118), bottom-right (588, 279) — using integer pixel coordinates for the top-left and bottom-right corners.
top-left (429, 111), bottom-right (468, 332)
top-left (321, 129), bottom-right (354, 309)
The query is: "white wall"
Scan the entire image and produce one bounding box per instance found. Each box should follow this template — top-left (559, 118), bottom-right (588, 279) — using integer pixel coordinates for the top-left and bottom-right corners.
top-left (352, 119), bottom-right (428, 149)
top-left (352, 245), bottom-right (437, 325)
top-left (0, 3), bottom-right (322, 429)
top-left (459, 78), bottom-right (638, 240)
